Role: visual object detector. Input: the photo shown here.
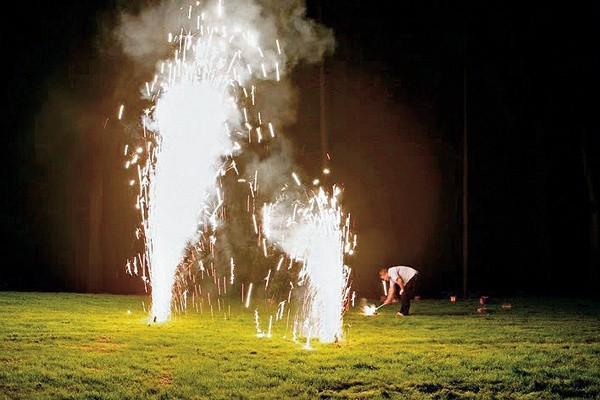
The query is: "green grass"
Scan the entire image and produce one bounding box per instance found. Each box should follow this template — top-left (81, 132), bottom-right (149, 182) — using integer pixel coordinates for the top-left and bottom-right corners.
top-left (0, 292), bottom-right (599, 399)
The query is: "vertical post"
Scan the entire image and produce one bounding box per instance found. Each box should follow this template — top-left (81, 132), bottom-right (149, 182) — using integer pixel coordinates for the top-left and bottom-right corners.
top-left (581, 133), bottom-right (599, 287)
top-left (319, 60), bottom-right (328, 169)
top-left (318, 4), bottom-right (328, 170)
top-left (88, 133), bottom-right (105, 293)
top-left (462, 65), bottom-right (468, 299)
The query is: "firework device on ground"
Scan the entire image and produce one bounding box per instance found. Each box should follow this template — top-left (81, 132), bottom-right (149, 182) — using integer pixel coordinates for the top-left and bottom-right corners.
top-left (362, 303), bottom-right (385, 316)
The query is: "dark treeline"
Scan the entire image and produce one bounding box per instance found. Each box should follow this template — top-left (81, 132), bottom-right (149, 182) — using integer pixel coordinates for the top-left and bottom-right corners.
top-left (2, 1), bottom-right (599, 298)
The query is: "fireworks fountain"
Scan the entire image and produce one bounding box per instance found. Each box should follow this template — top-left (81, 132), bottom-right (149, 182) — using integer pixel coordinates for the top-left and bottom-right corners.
top-left (262, 185), bottom-right (355, 343)
top-left (125, 0), bottom-right (286, 322)
top-left (144, 82), bottom-right (233, 323)
top-left (121, 0), bottom-right (354, 340)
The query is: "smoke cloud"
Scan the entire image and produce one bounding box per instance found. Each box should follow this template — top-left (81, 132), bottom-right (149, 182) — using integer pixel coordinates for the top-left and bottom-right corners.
top-left (116, 0), bottom-right (334, 72)
top-left (114, 0), bottom-right (334, 192)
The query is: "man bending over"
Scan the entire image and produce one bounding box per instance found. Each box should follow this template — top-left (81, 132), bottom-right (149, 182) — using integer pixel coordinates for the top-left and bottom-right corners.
top-left (380, 265), bottom-right (420, 316)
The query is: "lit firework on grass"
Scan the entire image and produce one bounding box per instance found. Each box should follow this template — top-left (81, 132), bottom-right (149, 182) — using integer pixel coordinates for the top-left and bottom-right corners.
top-left (362, 303), bottom-right (384, 316)
top-left (262, 184), bottom-right (356, 343)
top-left (125, 0), bottom-right (283, 322)
top-left (362, 305), bottom-right (377, 316)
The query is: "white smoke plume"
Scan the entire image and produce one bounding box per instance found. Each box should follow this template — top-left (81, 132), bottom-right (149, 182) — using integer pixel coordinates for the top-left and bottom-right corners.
top-left (115, 0), bottom-right (335, 188)
top-left (115, 0), bottom-right (335, 80)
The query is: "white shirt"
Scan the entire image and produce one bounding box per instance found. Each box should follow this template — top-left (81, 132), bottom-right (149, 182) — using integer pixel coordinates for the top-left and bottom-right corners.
top-left (388, 265), bottom-right (418, 284)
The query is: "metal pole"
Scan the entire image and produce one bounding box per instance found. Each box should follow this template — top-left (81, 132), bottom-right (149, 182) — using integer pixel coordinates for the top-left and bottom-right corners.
top-left (319, 61), bottom-right (328, 169)
top-left (318, 4), bottom-right (328, 169)
top-left (462, 64), bottom-right (468, 299)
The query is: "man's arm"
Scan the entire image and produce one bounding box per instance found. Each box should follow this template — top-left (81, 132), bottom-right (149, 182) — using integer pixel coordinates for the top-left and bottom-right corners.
top-left (384, 284), bottom-right (396, 304)
top-left (396, 278), bottom-right (405, 295)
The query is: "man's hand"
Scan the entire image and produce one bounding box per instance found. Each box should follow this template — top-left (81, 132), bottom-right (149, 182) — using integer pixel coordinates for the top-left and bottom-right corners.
top-left (395, 278), bottom-right (405, 297)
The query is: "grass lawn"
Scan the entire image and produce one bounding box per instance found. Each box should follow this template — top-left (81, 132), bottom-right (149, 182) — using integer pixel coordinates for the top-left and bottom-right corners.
top-left (0, 292), bottom-right (599, 399)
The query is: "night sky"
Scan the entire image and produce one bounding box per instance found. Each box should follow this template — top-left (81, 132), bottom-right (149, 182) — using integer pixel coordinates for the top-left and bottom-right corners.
top-left (2, 0), bottom-right (599, 298)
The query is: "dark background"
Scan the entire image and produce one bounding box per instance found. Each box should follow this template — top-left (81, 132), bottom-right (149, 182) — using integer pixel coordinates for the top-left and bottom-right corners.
top-left (2, 1), bottom-right (599, 298)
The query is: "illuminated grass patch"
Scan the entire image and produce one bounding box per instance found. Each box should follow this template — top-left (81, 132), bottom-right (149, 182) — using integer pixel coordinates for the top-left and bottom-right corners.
top-left (0, 292), bottom-right (599, 399)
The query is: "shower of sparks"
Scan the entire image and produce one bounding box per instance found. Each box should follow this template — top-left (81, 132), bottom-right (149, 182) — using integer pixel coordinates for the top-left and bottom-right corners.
top-left (125, 1), bottom-right (283, 323)
top-left (119, 0), bottom-right (355, 347)
top-left (262, 184), bottom-right (355, 343)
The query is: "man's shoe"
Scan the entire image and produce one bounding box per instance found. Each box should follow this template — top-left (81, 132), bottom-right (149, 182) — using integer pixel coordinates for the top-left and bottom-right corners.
top-left (395, 312), bottom-right (405, 317)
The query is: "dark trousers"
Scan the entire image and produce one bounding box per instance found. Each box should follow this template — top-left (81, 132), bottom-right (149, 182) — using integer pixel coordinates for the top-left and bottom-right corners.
top-left (395, 274), bottom-right (419, 315)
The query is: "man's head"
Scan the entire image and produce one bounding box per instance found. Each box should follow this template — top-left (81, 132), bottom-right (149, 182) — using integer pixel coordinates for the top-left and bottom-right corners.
top-left (379, 268), bottom-right (390, 281)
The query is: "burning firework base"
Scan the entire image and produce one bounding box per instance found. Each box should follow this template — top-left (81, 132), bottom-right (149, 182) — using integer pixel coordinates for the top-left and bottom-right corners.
top-left (360, 301), bottom-right (386, 316)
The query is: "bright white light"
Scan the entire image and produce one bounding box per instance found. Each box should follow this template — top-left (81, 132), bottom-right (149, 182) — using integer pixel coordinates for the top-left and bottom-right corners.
top-left (146, 82), bottom-right (232, 322)
top-left (263, 186), bottom-right (352, 343)
top-left (362, 305), bottom-right (377, 316)
top-left (137, 3), bottom-right (258, 321)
